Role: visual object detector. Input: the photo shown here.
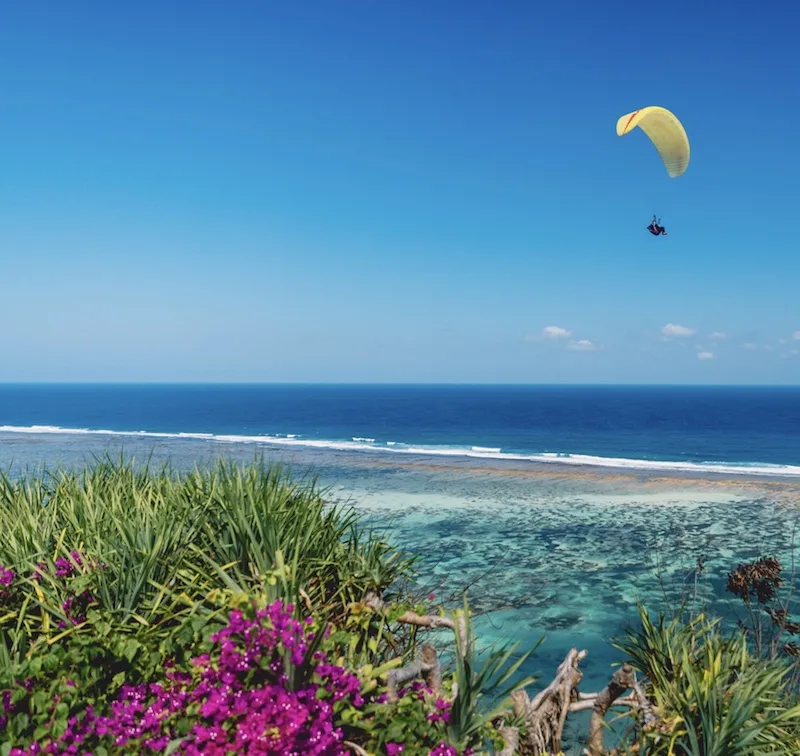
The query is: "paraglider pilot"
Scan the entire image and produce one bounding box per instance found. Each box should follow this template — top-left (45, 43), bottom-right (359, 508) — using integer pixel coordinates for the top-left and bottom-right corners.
top-left (647, 216), bottom-right (667, 236)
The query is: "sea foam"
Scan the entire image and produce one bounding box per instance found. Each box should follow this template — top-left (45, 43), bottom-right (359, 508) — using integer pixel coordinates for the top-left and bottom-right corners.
top-left (0, 425), bottom-right (799, 478)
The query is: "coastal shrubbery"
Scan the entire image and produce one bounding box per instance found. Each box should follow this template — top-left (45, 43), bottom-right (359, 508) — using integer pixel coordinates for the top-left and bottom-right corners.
top-left (1, 458), bottom-right (800, 754)
top-left (0, 460), bottom-right (518, 754)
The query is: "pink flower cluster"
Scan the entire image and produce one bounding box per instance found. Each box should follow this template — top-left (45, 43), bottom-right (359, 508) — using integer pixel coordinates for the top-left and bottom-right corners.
top-left (426, 697), bottom-right (451, 725)
top-left (398, 679), bottom-right (452, 722)
top-left (2, 552), bottom-right (105, 626)
top-left (54, 552), bottom-right (85, 578)
top-left (31, 551), bottom-right (90, 582)
top-left (429, 745), bottom-right (459, 756)
top-left (177, 601), bottom-right (363, 754)
top-left (2, 601), bottom-right (363, 755)
top-left (387, 680), bottom-right (468, 755)
top-left (0, 567), bottom-right (14, 601)
top-left (0, 552), bottom-right (99, 603)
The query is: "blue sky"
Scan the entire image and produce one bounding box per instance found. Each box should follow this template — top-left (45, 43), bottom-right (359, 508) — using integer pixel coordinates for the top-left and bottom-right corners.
top-left (1, 0), bottom-right (797, 383)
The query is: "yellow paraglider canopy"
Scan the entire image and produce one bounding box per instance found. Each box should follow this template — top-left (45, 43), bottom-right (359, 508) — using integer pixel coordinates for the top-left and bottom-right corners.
top-left (616, 106), bottom-right (690, 178)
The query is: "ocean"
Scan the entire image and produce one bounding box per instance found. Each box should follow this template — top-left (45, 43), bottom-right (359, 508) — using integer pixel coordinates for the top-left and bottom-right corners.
top-left (2, 383), bottom-right (800, 475)
top-left (1, 383), bottom-right (799, 750)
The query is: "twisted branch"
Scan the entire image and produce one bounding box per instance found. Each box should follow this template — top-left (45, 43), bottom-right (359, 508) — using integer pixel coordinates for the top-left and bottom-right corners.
top-left (512, 648), bottom-right (587, 754)
top-left (586, 664), bottom-right (637, 756)
top-left (632, 679), bottom-right (658, 728)
top-left (364, 591), bottom-right (468, 652)
top-left (497, 726), bottom-right (519, 756)
top-left (364, 593), bottom-right (658, 754)
top-left (386, 643), bottom-right (441, 702)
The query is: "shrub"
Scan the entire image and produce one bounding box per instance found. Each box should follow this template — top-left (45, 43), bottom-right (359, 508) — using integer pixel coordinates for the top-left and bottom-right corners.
top-left (615, 604), bottom-right (800, 755)
top-left (0, 459), bottom-right (518, 755)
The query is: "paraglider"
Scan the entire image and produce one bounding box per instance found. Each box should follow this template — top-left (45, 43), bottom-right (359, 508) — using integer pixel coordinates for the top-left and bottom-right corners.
top-left (616, 106), bottom-right (690, 177)
top-left (616, 106), bottom-right (689, 236)
top-left (647, 216), bottom-right (667, 236)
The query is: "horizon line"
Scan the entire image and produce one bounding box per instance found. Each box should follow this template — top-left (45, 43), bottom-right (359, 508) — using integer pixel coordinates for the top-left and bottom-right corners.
top-left (1, 381), bottom-right (800, 388)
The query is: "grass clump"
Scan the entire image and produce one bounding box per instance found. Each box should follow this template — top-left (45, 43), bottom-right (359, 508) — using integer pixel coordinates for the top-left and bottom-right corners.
top-left (0, 457), bottom-right (410, 651)
top-left (612, 604), bottom-right (800, 755)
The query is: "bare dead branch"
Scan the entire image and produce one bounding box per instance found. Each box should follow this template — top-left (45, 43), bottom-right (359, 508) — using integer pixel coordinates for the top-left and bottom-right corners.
top-left (386, 643), bottom-right (440, 702)
top-left (569, 694), bottom-right (638, 713)
top-left (365, 594), bottom-right (652, 754)
top-left (364, 591), bottom-right (468, 653)
top-left (587, 664), bottom-right (637, 756)
top-left (421, 642), bottom-right (442, 695)
top-left (631, 679), bottom-right (658, 729)
top-left (498, 726), bottom-right (519, 756)
top-left (512, 648), bottom-right (587, 754)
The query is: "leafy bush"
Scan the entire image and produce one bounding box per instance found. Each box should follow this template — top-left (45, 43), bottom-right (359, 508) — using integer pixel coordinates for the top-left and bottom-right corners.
top-left (2, 597), bottom-right (356, 753)
top-left (0, 459), bottom-right (529, 755)
top-left (1, 590), bottom-right (510, 755)
top-left (615, 604), bottom-right (800, 755)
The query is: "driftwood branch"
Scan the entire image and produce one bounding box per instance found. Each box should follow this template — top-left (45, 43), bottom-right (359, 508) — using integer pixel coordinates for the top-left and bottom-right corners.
top-left (364, 593), bottom-right (658, 754)
top-left (421, 642), bottom-right (442, 695)
top-left (386, 643), bottom-right (441, 702)
top-left (632, 679), bottom-right (658, 728)
top-left (497, 726), bottom-right (519, 756)
top-left (512, 648), bottom-right (587, 754)
top-left (586, 664), bottom-right (637, 756)
top-left (344, 741), bottom-right (369, 756)
top-left (508, 651), bottom-right (650, 755)
top-left (364, 591), bottom-right (469, 652)
top-left (569, 693), bottom-right (638, 713)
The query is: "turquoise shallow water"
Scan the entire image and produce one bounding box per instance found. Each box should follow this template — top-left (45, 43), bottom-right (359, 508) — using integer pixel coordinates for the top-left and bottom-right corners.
top-left (1, 431), bottom-right (799, 753)
top-left (329, 463), bottom-right (799, 671)
top-left (327, 463), bottom-right (800, 753)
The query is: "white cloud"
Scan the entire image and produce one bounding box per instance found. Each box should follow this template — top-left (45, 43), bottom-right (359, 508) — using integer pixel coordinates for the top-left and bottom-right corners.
top-left (742, 343), bottom-right (758, 350)
top-left (697, 351), bottom-right (714, 360)
top-left (661, 323), bottom-right (695, 338)
top-left (709, 332), bottom-right (727, 340)
top-left (793, 330), bottom-right (800, 341)
top-left (567, 339), bottom-right (597, 351)
top-left (543, 325), bottom-right (571, 340)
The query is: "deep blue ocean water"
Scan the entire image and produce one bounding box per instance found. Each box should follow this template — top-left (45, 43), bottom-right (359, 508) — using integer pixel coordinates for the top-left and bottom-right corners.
top-left (1, 383), bottom-right (799, 475)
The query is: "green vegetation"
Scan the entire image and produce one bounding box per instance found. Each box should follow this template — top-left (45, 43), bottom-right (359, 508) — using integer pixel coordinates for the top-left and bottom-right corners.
top-left (614, 606), bottom-right (800, 754)
top-left (0, 457), bottom-right (798, 755)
